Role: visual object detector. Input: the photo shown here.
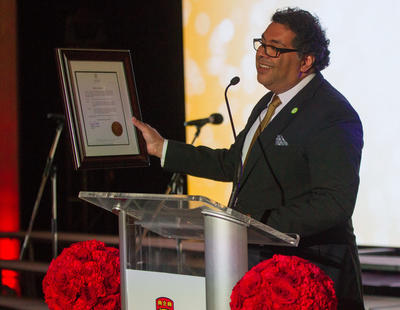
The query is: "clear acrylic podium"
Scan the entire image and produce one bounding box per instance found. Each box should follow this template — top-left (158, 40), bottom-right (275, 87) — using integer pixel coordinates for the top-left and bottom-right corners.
top-left (79, 191), bottom-right (299, 310)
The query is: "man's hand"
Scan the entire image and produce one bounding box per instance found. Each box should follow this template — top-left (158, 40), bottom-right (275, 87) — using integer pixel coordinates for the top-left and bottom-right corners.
top-left (132, 117), bottom-right (165, 158)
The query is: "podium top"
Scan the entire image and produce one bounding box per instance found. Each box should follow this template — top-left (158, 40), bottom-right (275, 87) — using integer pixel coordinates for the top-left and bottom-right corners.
top-left (79, 191), bottom-right (299, 247)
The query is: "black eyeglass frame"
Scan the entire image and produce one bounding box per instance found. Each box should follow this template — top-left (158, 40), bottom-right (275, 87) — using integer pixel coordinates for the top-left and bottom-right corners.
top-left (253, 38), bottom-right (298, 58)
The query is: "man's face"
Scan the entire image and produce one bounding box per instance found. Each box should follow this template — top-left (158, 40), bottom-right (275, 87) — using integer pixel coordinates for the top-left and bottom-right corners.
top-left (256, 22), bottom-right (303, 94)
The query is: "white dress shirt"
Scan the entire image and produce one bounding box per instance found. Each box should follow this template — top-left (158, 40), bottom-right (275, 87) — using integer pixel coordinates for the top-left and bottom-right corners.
top-left (241, 73), bottom-right (315, 163)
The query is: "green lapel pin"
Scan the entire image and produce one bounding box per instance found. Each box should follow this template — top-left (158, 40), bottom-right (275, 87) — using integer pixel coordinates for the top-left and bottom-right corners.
top-left (291, 107), bottom-right (298, 114)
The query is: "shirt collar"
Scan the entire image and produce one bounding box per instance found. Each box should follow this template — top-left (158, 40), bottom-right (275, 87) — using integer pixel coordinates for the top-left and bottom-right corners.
top-left (276, 73), bottom-right (316, 105)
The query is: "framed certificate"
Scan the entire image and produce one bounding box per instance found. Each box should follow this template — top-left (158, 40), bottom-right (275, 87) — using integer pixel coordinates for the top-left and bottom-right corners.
top-left (55, 48), bottom-right (149, 169)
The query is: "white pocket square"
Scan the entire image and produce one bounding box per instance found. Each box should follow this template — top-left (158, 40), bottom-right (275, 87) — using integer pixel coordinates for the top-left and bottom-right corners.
top-left (275, 135), bottom-right (288, 146)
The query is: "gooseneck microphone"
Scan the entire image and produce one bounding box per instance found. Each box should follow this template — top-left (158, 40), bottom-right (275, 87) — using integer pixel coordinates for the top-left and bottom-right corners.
top-left (225, 76), bottom-right (240, 140)
top-left (184, 113), bottom-right (223, 127)
top-left (225, 76), bottom-right (241, 209)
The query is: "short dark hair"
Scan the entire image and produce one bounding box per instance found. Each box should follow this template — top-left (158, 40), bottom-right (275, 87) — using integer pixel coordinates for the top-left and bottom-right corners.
top-left (272, 7), bottom-right (330, 71)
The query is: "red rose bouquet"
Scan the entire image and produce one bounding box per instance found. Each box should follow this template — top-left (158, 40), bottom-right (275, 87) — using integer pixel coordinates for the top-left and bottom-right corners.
top-left (42, 240), bottom-right (120, 310)
top-left (230, 254), bottom-right (337, 310)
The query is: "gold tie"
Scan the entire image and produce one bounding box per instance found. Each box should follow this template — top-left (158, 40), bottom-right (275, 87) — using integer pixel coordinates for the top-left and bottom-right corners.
top-left (243, 95), bottom-right (281, 166)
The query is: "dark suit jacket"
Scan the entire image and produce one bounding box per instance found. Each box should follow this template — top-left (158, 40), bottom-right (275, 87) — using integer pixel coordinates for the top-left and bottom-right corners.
top-left (164, 72), bottom-right (364, 309)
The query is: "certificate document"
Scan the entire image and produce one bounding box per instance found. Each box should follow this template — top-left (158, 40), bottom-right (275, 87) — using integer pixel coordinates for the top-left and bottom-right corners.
top-left (70, 60), bottom-right (139, 157)
top-left (76, 72), bottom-right (130, 146)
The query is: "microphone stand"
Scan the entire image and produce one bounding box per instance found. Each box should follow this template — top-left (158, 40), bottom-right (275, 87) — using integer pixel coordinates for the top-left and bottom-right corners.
top-left (19, 117), bottom-right (64, 260)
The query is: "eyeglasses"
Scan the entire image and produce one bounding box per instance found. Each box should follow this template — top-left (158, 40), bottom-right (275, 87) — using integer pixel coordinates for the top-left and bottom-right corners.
top-left (253, 38), bottom-right (298, 58)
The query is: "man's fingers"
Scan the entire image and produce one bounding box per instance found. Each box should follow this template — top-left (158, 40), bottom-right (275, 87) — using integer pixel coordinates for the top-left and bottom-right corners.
top-left (132, 116), bottom-right (145, 130)
top-left (132, 117), bottom-right (154, 137)
top-left (131, 117), bottom-right (164, 158)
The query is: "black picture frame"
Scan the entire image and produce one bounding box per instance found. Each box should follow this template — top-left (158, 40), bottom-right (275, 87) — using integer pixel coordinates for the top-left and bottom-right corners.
top-left (55, 48), bottom-right (149, 169)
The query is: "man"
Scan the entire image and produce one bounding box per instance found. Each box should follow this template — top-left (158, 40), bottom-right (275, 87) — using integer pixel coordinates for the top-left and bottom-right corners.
top-left (133, 7), bottom-right (364, 309)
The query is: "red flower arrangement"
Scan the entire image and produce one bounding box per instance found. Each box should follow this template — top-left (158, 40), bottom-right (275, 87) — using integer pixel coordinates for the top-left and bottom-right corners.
top-left (230, 254), bottom-right (337, 310)
top-left (42, 240), bottom-right (120, 310)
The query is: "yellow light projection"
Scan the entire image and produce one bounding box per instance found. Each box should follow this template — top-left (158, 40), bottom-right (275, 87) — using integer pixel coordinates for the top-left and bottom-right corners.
top-left (182, 0), bottom-right (274, 205)
top-left (182, 0), bottom-right (400, 248)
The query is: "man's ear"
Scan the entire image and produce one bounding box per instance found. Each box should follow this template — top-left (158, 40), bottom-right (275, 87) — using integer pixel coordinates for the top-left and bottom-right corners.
top-left (300, 54), bottom-right (315, 73)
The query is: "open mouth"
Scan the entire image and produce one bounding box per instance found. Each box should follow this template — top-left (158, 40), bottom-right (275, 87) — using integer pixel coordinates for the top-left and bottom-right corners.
top-left (259, 63), bottom-right (272, 69)
top-left (257, 63), bottom-right (272, 72)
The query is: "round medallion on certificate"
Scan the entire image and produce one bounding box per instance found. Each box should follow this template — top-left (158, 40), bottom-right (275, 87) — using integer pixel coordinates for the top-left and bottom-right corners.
top-left (111, 121), bottom-right (123, 136)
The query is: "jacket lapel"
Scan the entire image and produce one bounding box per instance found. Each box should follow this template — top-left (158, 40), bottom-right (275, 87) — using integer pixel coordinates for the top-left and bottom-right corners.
top-left (238, 73), bottom-right (325, 187)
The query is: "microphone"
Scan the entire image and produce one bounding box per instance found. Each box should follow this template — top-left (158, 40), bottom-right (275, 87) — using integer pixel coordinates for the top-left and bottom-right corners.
top-left (184, 113), bottom-right (223, 127)
top-left (230, 76), bottom-right (240, 86)
top-left (225, 76), bottom-right (240, 140)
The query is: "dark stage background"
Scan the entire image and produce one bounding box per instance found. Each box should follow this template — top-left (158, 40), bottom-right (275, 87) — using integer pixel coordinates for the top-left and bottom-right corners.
top-left (18, 1), bottom-right (185, 242)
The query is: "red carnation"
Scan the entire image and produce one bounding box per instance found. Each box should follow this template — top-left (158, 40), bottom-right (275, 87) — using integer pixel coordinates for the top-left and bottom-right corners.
top-left (43, 240), bottom-right (121, 310)
top-left (230, 255), bottom-right (337, 310)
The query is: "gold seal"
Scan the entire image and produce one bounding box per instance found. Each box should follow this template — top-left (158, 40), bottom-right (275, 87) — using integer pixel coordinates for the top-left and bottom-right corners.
top-left (111, 121), bottom-right (123, 136)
